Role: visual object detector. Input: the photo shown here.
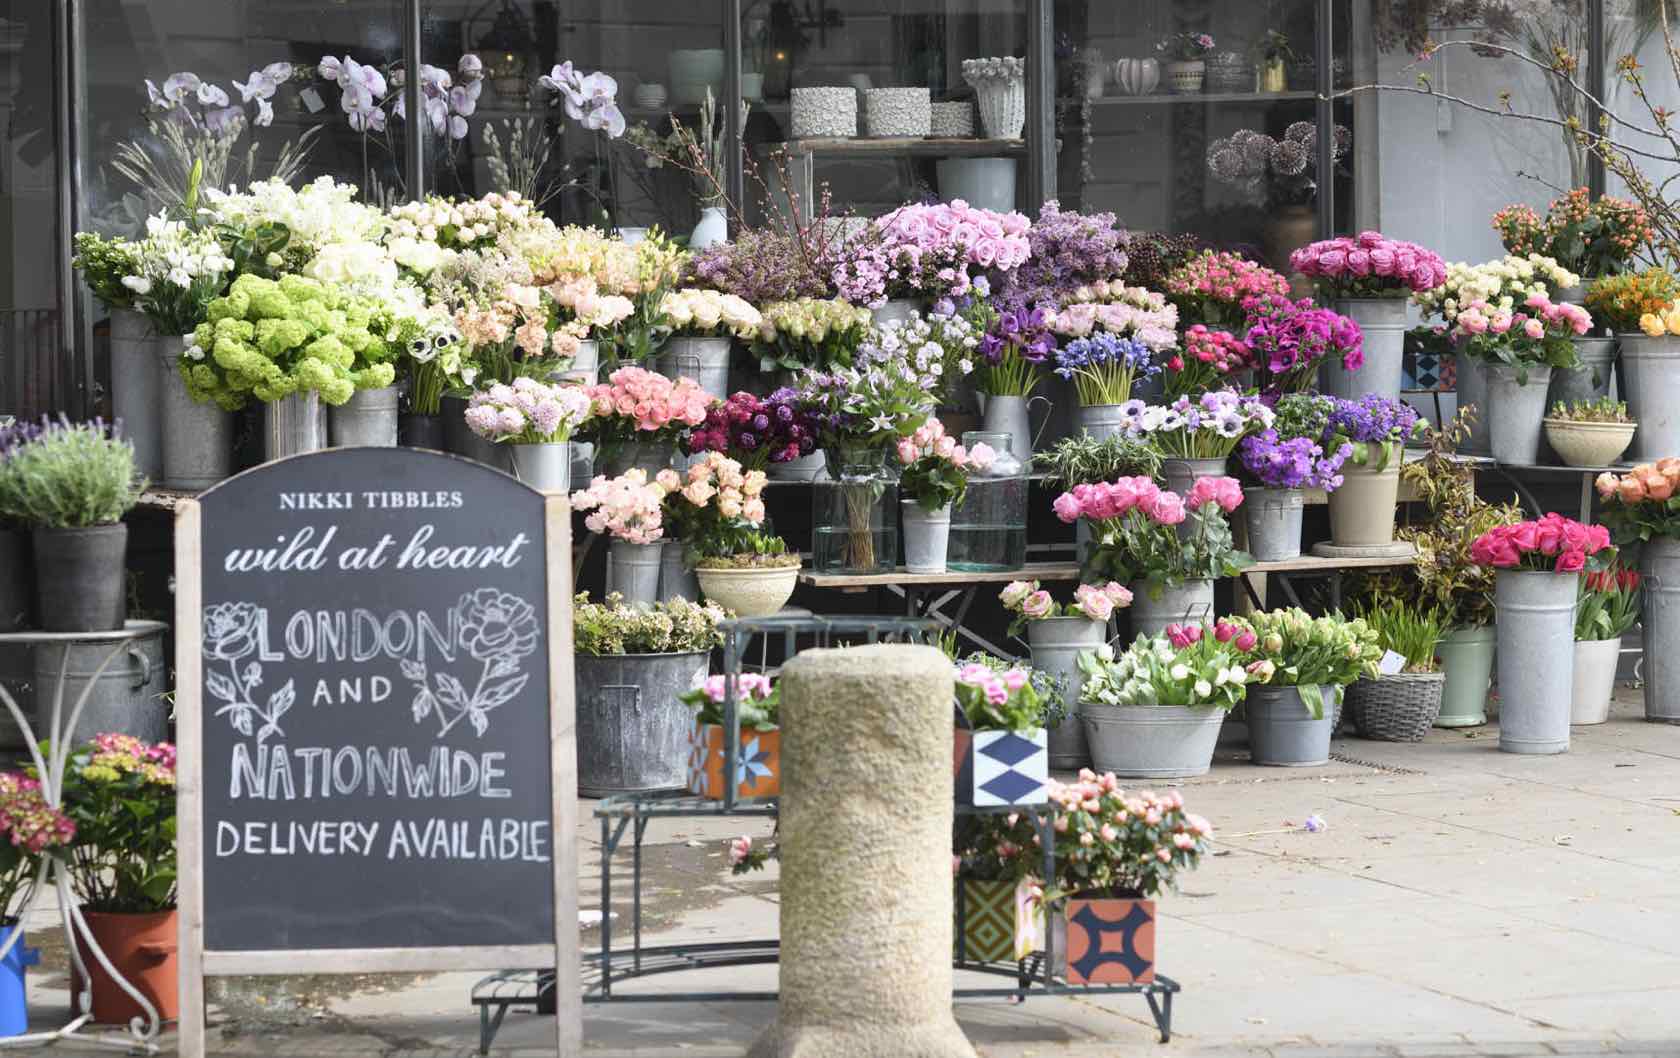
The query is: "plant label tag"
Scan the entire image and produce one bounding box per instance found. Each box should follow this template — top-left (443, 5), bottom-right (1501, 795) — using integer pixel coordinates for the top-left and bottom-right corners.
top-left (1378, 650), bottom-right (1407, 676)
top-left (300, 87), bottom-right (325, 113)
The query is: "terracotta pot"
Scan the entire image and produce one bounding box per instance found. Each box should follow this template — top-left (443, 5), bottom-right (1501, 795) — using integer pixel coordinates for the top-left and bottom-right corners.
top-left (73, 908), bottom-right (178, 1024)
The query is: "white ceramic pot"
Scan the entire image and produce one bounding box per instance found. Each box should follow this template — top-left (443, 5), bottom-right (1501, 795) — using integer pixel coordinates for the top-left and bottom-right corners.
top-left (929, 100), bottom-right (975, 137)
top-left (1113, 57), bottom-right (1160, 95)
top-left (790, 86), bottom-right (857, 138)
top-left (864, 87), bottom-right (931, 137)
top-left (1570, 637), bottom-right (1620, 725)
top-left (901, 500), bottom-right (951, 574)
top-left (1165, 60), bottom-right (1206, 94)
top-left (696, 564), bottom-right (800, 617)
top-left (689, 205), bottom-right (729, 251)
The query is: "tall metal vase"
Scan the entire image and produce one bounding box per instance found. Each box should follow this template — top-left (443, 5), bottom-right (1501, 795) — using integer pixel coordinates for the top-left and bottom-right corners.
top-left (1325, 298), bottom-right (1408, 403)
top-left (1641, 537), bottom-right (1680, 724)
top-left (1027, 617), bottom-right (1107, 770)
top-left (328, 386), bottom-right (400, 447)
top-left (156, 349), bottom-right (231, 490)
top-left (981, 394), bottom-right (1049, 466)
top-left (263, 391), bottom-right (328, 462)
top-left (109, 309), bottom-right (162, 479)
top-left (1494, 570), bottom-right (1577, 753)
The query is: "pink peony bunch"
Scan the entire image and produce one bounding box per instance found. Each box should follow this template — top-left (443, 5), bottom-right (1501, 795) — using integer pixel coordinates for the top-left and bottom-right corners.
top-left (585, 365), bottom-right (712, 441)
top-left (1289, 231), bottom-right (1446, 297)
top-left (570, 468), bottom-right (670, 544)
top-left (831, 200), bottom-right (1032, 306)
top-left (1470, 512), bottom-right (1611, 573)
top-left (1054, 474), bottom-right (1241, 526)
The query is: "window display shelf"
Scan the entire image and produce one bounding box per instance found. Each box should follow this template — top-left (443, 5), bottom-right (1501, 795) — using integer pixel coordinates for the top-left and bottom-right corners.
top-left (782, 137), bottom-right (1026, 157)
top-left (1089, 90), bottom-right (1316, 106)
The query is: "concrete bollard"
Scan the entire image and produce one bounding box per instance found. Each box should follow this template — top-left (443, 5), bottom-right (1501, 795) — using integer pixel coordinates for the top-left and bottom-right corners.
top-left (748, 644), bottom-right (977, 1058)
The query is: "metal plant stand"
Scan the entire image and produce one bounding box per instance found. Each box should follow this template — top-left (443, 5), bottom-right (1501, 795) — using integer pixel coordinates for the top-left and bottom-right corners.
top-left (472, 615), bottom-right (1180, 1052)
top-left (0, 621), bottom-right (169, 1053)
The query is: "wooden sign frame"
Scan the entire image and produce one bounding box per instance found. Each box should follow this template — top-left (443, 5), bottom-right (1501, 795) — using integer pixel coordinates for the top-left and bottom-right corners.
top-left (173, 482), bottom-right (581, 1056)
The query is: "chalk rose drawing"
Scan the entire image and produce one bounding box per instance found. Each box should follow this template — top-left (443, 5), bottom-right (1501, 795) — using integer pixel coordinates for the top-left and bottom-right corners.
top-left (203, 601), bottom-right (295, 744)
top-left (405, 588), bottom-right (539, 737)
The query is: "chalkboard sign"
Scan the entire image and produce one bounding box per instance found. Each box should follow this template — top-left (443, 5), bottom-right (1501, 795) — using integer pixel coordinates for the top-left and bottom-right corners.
top-left (174, 448), bottom-right (579, 1056)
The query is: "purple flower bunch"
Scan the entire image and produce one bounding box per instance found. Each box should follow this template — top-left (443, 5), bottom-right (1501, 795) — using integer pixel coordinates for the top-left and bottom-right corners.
top-left (994, 200), bottom-right (1130, 317)
top-left (1241, 294), bottom-right (1365, 396)
top-left (1054, 333), bottom-right (1159, 406)
top-left (830, 201), bottom-right (1031, 307)
top-left (685, 388), bottom-right (818, 469)
top-left (979, 307), bottom-right (1056, 366)
top-left (1239, 429), bottom-right (1352, 491)
top-left (1289, 231), bottom-right (1446, 299)
top-left (1324, 394), bottom-right (1421, 452)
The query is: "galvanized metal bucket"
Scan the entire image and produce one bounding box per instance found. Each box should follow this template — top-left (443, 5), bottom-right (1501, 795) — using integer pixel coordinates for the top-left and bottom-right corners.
top-left (1495, 570), bottom-right (1577, 753)
top-left (33, 631), bottom-right (168, 746)
top-left (1485, 364), bottom-right (1552, 465)
top-left (264, 390), bottom-right (328, 462)
top-left (1549, 336), bottom-right (1618, 406)
top-left (1028, 616), bottom-right (1107, 770)
top-left (1618, 332), bottom-right (1680, 461)
top-left (981, 395), bottom-right (1050, 467)
top-left (655, 337), bottom-right (732, 401)
top-left (156, 350), bottom-right (232, 490)
top-left (1325, 297), bottom-right (1407, 404)
top-left (1075, 403), bottom-right (1129, 442)
top-left (1161, 457), bottom-right (1228, 498)
top-left (441, 394), bottom-right (512, 472)
top-left (607, 540), bottom-right (665, 606)
top-left (1129, 578), bottom-right (1213, 639)
top-left (1245, 684), bottom-right (1335, 766)
top-left (901, 501), bottom-right (951, 574)
top-left (1455, 354), bottom-right (1491, 455)
top-left (597, 440), bottom-right (674, 479)
top-left (1081, 702), bottom-right (1224, 778)
top-left (575, 651), bottom-right (708, 796)
top-left (658, 546), bottom-right (699, 603)
top-left (109, 309), bottom-right (162, 479)
top-left (552, 339), bottom-right (600, 387)
top-left (328, 386), bottom-right (399, 447)
top-left (1244, 487), bottom-right (1304, 562)
top-left (1641, 537), bottom-right (1680, 723)
top-left (510, 442), bottom-right (570, 493)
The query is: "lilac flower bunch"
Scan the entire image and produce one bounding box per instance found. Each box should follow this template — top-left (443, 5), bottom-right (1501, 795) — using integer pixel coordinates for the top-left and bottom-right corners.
top-left (1239, 430), bottom-right (1352, 491)
top-left (830, 201), bottom-right (1032, 307)
top-left (1054, 333), bottom-right (1160, 407)
top-left (1324, 394), bottom-right (1423, 468)
top-left (1241, 295), bottom-right (1364, 397)
top-left (993, 200), bottom-right (1130, 317)
top-left (976, 306), bottom-right (1057, 397)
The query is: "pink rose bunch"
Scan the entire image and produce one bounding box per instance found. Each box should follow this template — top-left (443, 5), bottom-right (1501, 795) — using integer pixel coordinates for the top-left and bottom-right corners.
top-left (1046, 285), bottom-right (1181, 352)
top-left (1289, 231), bottom-right (1447, 297)
top-left (1452, 292), bottom-right (1591, 345)
top-left (585, 365), bottom-right (712, 442)
top-left (658, 453), bottom-right (773, 558)
top-left (1164, 251), bottom-right (1291, 328)
top-left (998, 579), bottom-right (1130, 632)
top-left (570, 468), bottom-right (670, 544)
top-left (1054, 475), bottom-right (1240, 526)
top-left (1072, 582), bottom-right (1133, 622)
top-left (897, 418), bottom-right (997, 513)
top-left (1470, 512), bottom-right (1611, 574)
top-left (831, 200), bottom-right (1032, 306)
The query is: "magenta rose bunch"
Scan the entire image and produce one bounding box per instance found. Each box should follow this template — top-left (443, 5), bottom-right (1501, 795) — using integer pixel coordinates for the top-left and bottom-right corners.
top-left (1054, 475), bottom-right (1252, 589)
top-left (1289, 231), bottom-right (1446, 299)
top-left (1470, 513), bottom-right (1611, 574)
top-left (830, 200), bottom-right (1032, 307)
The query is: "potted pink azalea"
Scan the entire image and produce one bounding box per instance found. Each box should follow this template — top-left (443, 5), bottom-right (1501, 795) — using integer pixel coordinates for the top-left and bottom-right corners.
top-left (579, 365), bottom-right (713, 477)
top-left (999, 579), bottom-right (1131, 770)
top-left (1289, 231), bottom-right (1446, 402)
top-left (897, 420), bottom-right (996, 574)
top-left (571, 468), bottom-right (671, 605)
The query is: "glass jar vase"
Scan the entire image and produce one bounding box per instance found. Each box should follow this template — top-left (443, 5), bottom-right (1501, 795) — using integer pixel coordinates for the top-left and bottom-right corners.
top-left (813, 445), bottom-right (899, 574)
top-left (948, 430), bottom-right (1027, 572)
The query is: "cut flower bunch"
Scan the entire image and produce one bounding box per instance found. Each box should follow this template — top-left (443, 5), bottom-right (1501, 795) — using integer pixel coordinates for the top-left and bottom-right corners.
top-left (1471, 513), bottom-right (1612, 573)
top-left (999, 579), bottom-right (1132, 634)
top-left (1057, 475), bottom-right (1251, 589)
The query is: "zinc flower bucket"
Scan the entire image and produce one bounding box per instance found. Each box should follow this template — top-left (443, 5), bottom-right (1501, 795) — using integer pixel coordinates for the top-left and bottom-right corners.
top-left (1244, 487), bottom-right (1304, 562)
top-left (1128, 579), bottom-right (1213, 639)
top-left (1485, 364), bottom-right (1553, 465)
top-left (1245, 684), bottom-right (1336, 766)
top-left (1618, 333), bottom-right (1680, 461)
top-left (1081, 702), bottom-right (1223, 778)
top-left (1494, 569), bottom-right (1577, 753)
top-left (1325, 298), bottom-right (1408, 404)
top-left (1328, 458), bottom-right (1400, 547)
top-left (1028, 616), bottom-right (1106, 769)
top-left (1641, 536), bottom-right (1680, 724)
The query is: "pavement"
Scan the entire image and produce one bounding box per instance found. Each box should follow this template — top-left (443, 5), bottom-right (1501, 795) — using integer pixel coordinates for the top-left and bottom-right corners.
top-left (20, 686), bottom-right (1680, 1057)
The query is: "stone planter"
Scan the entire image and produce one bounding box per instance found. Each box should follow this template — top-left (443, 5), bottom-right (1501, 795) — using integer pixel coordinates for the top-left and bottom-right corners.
top-left (901, 500), bottom-right (951, 574)
top-left (1129, 579), bottom-right (1214, 639)
top-left (1245, 487), bottom-right (1304, 562)
top-left (157, 349), bottom-right (232, 490)
top-left (1325, 298), bottom-right (1408, 403)
top-left (1485, 364), bottom-right (1553, 465)
top-left (1080, 702), bottom-right (1224, 778)
top-left (655, 336), bottom-right (733, 400)
top-left (263, 390), bottom-right (328, 462)
top-left (696, 564), bottom-right (800, 617)
top-left (863, 87), bottom-right (931, 137)
top-left (1641, 536), bottom-right (1680, 723)
top-left (1328, 457), bottom-right (1400, 547)
top-left (1027, 616), bottom-right (1107, 770)
top-left (1618, 332), bottom-right (1680, 461)
top-left (790, 86), bottom-right (856, 138)
top-left (1434, 624), bottom-right (1495, 727)
top-left (32, 525), bottom-right (126, 633)
top-left (1571, 637), bottom-right (1620, 725)
top-left (1246, 684), bottom-right (1336, 767)
top-left (328, 385), bottom-right (399, 447)
top-left (576, 651), bottom-right (708, 796)
top-left (1543, 419), bottom-right (1635, 468)
top-left (1164, 60), bottom-right (1205, 94)
top-left (607, 540), bottom-right (665, 605)
top-left (1495, 569), bottom-right (1578, 753)
top-left (109, 309), bottom-right (162, 479)
top-left (687, 720), bottom-right (780, 800)
top-left (509, 441), bottom-right (571, 493)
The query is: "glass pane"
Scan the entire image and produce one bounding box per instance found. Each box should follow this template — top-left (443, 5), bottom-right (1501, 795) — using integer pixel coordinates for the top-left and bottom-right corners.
top-left (1054, 0), bottom-right (1326, 273)
top-left (421, 1), bottom-right (726, 234)
top-left (743, 1), bottom-right (1029, 221)
top-left (0, 2), bottom-right (66, 416)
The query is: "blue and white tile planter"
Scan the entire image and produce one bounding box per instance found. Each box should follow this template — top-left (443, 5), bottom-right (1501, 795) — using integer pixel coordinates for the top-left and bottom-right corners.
top-left (954, 727), bottom-right (1048, 806)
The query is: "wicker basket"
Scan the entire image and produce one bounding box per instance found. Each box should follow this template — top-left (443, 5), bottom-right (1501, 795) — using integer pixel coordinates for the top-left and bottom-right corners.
top-left (1346, 672), bottom-right (1445, 742)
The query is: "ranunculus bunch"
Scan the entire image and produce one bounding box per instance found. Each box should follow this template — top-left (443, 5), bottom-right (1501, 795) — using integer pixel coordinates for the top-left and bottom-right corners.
top-left (1164, 250), bottom-right (1291, 329)
top-left (464, 377), bottom-right (593, 444)
top-left (1055, 475), bottom-right (1251, 588)
top-left (954, 661), bottom-right (1045, 732)
top-left (658, 453), bottom-right (769, 559)
top-left (997, 579), bottom-right (1132, 635)
top-left (570, 468), bottom-right (670, 544)
top-left (1239, 429), bottom-right (1351, 491)
top-left (1596, 459), bottom-right (1680, 541)
top-left (1450, 292), bottom-right (1589, 379)
top-left (679, 673), bottom-right (779, 731)
top-left (1290, 231), bottom-right (1447, 298)
top-left (1324, 394), bottom-right (1422, 467)
top-left (685, 388), bottom-right (817, 470)
top-left (1240, 294), bottom-right (1364, 397)
top-left (1470, 512), bottom-right (1612, 573)
top-left (830, 200), bottom-right (1032, 306)
top-left (1122, 389), bottom-right (1276, 459)
top-left (581, 365), bottom-right (712, 446)
top-left (1413, 254), bottom-right (1580, 326)
top-left (1045, 284), bottom-right (1180, 352)
top-left (658, 287), bottom-right (763, 339)
top-left (1162, 324), bottom-right (1255, 399)
top-left (1584, 268), bottom-right (1680, 333)
top-left (752, 297), bottom-right (874, 372)
top-left (1228, 608), bottom-right (1383, 718)
top-left (896, 418), bottom-right (995, 512)
top-left (1054, 332), bottom-right (1160, 407)
top-left (1077, 631), bottom-right (1250, 711)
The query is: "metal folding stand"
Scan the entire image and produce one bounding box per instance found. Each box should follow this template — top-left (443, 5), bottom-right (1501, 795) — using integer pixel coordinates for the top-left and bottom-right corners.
top-left (0, 621), bottom-right (169, 1054)
top-left (471, 614), bottom-right (1179, 1052)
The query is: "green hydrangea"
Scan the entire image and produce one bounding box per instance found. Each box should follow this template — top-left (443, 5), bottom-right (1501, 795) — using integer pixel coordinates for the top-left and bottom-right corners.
top-left (185, 273), bottom-right (395, 408)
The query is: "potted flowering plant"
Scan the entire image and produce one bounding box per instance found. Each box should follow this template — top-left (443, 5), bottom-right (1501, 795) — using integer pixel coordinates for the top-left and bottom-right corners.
top-left (0, 771), bottom-right (74, 1034)
top-left (57, 734), bottom-right (179, 1025)
top-left (685, 389), bottom-right (822, 478)
top-left (662, 453), bottom-right (799, 617)
top-left (1322, 395), bottom-right (1423, 549)
top-left (1289, 232), bottom-right (1446, 402)
top-left (1345, 599), bottom-right (1447, 741)
top-left (1449, 293), bottom-right (1589, 464)
top-left (1156, 31), bottom-right (1215, 93)
top-left (680, 673), bottom-right (781, 801)
top-left (998, 579), bottom-right (1130, 770)
top-left (1572, 565), bottom-right (1638, 726)
top-left (1544, 396), bottom-right (1636, 468)
top-left (1240, 294), bottom-right (1365, 398)
top-left (579, 365), bottom-right (712, 477)
top-left (653, 288), bottom-right (764, 399)
top-left (1121, 389), bottom-right (1275, 490)
top-left (1006, 776), bottom-right (1211, 984)
top-left (751, 297), bottom-right (873, 375)
top-left (1055, 475), bottom-right (1250, 637)
top-left (1594, 459), bottom-right (1680, 722)
top-left (1232, 609), bottom-right (1381, 765)
top-left (1471, 513), bottom-right (1613, 753)
top-left (1237, 427), bottom-right (1351, 561)
top-left (952, 660), bottom-right (1049, 807)
top-left (1163, 251), bottom-right (1291, 331)
top-left (1076, 629), bottom-right (1250, 777)
top-left (0, 421), bottom-right (143, 633)
top-left (896, 420), bottom-right (995, 573)
top-left (571, 469), bottom-right (672, 605)
top-left (463, 377), bottom-right (594, 492)
top-left (573, 592), bottom-right (726, 795)
top-left (1492, 188), bottom-right (1654, 284)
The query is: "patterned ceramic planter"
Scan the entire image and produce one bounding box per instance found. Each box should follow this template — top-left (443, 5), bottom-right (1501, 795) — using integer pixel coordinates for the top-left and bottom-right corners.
top-left (686, 721), bottom-right (780, 800)
top-left (1063, 895), bottom-right (1156, 985)
top-left (952, 727), bottom-right (1048, 806)
top-left (954, 878), bottom-right (1039, 964)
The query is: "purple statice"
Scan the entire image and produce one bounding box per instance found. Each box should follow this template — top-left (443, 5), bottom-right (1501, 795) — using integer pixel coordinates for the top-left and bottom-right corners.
top-left (1239, 429), bottom-right (1352, 491)
top-left (993, 200), bottom-right (1131, 317)
top-left (1325, 394), bottom-right (1420, 448)
top-left (1242, 294), bottom-right (1364, 397)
